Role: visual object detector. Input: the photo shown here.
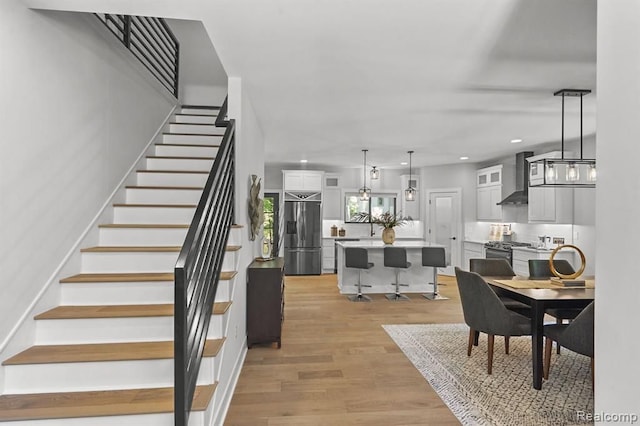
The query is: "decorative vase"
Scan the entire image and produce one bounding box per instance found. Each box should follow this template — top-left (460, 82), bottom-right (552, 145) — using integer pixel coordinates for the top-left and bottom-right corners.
top-left (261, 237), bottom-right (272, 259)
top-left (382, 228), bottom-right (396, 244)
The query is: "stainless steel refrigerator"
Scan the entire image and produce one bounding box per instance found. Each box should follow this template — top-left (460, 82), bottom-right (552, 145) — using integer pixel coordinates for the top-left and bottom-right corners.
top-left (284, 200), bottom-right (322, 275)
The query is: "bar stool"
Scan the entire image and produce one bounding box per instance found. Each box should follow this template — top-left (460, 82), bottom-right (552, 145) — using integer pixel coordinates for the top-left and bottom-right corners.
top-left (345, 247), bottom-right (373, 302)
top-left (383, 247), bottom-right (411, 301)
top-left (422, 247), bottom-right (449, 300)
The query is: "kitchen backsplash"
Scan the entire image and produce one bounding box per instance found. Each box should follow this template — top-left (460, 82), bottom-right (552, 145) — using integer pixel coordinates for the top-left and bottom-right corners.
top-left (465, 221), bottom-right (574, 247)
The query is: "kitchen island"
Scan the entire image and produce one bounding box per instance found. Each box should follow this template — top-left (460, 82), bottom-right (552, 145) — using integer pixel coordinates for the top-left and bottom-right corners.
top-left (336, 240), bottom-right (443, 294)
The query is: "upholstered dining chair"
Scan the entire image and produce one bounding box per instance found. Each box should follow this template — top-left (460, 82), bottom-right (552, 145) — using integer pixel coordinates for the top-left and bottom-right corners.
top-left (543, 301), bottom-right (594, 384)
top-left (529, 259), bottom-right (583, 353)
top-left (454, 267), bottom-right (532, 374)
top-left (469, 259), bottom-right (531, 315)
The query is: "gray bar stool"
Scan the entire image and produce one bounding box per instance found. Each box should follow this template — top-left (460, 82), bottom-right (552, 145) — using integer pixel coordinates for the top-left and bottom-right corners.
top-left (422, 247), bottom-right (448, 300)
top-left (383, 247), bottom-right (411, 301)
top-left (345, 247), bottom-right (373, 302)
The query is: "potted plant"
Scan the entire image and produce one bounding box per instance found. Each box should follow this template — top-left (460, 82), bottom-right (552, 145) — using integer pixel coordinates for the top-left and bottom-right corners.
top-left (354, 211), bottom-right (412, 244)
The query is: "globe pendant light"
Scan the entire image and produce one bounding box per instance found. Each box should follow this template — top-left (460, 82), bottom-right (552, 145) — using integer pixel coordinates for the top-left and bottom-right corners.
top-left (405, 150), bottom-right (416, 201)
top-left (529, 89), bottom-right (596, 188)
top-left (359, 149), bottom-right (371, 201)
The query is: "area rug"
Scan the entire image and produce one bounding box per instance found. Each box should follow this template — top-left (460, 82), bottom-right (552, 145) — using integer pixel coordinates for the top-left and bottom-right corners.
top-left (383, 324), bottom-right (594, 425)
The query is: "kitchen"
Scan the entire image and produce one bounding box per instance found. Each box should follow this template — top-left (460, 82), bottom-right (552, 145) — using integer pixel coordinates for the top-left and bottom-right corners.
top-left (263, 131), bottom-right (596, 279)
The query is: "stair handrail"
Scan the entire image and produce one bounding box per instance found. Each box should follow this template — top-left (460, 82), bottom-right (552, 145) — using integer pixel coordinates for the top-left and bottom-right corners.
top-left (174, 102), bottom-right (235, 425)
top-left (95, 14), bottom-right (180, 98)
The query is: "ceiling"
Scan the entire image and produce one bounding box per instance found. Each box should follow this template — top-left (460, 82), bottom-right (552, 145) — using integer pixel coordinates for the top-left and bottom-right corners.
top-left (204, 0), bottom-right (597, 170)
top-left (30, 0), bottom-right (596, 170)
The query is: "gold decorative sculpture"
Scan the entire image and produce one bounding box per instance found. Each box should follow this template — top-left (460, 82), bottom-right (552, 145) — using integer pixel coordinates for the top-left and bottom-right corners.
top-left (549, 244), bottom-right (586, 285)
top-left (248, 174), bottom-right (264, 241)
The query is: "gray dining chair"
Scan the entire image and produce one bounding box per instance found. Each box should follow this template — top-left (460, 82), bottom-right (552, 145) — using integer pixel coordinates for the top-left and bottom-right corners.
top-left (529, 259), bottom-right (583, 353)
top-left (454, 267), bottom-right (532, 374)
top-left (469, 258), bottom-right (531, 315)
top-left (543, 301), bottom-right (594, 384)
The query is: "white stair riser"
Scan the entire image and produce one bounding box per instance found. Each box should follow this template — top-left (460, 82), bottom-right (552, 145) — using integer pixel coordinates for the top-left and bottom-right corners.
top-left (162, 134), bottom-right (222, 145)
top-left (61, 281), bottom-right (174, 305)
top-left (35, 315), bottom-right (225, 344)
top-left (146, 157), bottom-right (214, 172)
top-left (99, 227), bottom-right (188, 246)
top-left (136, 172), bottom-right (208, 187)
top-left (168, 123), bottom-right (224, 135)
top-left (113, 206), bottom-right (196, 224)
top-left (227, 228), bottom-right (242, 246)
top-left (126, 188), bottom-right (203, 205)
top-left (154, 144), bottom-right (219, 158)
top-left (60, 280), bottom-right (232, 305)
top-left (3, 357), bottom-right (216, 394)
top-left (174, 113), bottom-right (216, 124)
top-left (81, 251), bottom-right (178, 273)
top-left (180, 107), bottom-right (219, 116)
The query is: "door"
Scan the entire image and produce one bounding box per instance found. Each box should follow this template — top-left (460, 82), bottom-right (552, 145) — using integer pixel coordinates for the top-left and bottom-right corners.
top-left (264, 192), bottom-right (280, 257)
top-left (426, 189), bottom-right (462, 275)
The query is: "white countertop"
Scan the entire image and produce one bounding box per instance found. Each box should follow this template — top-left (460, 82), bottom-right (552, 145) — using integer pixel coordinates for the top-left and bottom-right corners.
top-left (324, 236), bottom-right (424, 240)
top-left (512, 246), bottom-right (555, 253)
top-left (336, 240), bottom-right (440, 248)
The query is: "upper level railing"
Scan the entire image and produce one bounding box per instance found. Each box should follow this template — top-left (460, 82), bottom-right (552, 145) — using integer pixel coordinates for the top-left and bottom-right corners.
top-left (174, 103), bottom-right (235, 425)
top-left (96, 14), bottom-right (179, 98)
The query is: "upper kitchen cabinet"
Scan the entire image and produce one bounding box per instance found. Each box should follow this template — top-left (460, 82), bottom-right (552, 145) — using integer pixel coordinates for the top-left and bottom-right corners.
top-left (527, 186), bottom-right (574, 223)
top-left (400, 174), bottom-right (420, 219)
top-left (283, 170), bottom-right (324, 192)
top-left (476, 165), bottom-right (503, 221)
top-left (323, 173), bottom-right (342, 219)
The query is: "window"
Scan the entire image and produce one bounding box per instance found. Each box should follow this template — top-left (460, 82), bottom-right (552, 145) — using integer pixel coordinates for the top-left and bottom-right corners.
top-left (344, 193), bottom-right (397, 222)
top-left (263, 192), bottom-right (280, 257)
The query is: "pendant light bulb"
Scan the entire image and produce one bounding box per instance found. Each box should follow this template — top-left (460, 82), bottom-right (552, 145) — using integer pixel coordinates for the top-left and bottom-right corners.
top-left (405, 150), bottom-right (415, 202)
top-left (566, 163), bottom-right (580, 182)
top-left (587, 164), bottom-right (597, 182)
top-left (545, 163), bottom-right (558, 183)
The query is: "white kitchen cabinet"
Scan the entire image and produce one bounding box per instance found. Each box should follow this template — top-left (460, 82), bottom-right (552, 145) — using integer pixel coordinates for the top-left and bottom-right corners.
top-left (323, 174), bottom-right (342, 219)
top-left (463, 241), bottom-right (486, 270)
top-left (476, 165), bottom-right (503, 221)
top-left (528, 187), bottom-right (574, 223)
top-left (322, 238), bottom-right (335, 273)
top-left (512, 247), bottom-right (575, 277)
top-left (283, 170), bottom-right (323, 192)
top-left (400, 174), bottom-right (420, 219)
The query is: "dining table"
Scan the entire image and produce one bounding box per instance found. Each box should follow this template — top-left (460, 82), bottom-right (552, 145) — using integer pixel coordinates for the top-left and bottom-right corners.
top-left (485, 276), bottom-right (595, 390)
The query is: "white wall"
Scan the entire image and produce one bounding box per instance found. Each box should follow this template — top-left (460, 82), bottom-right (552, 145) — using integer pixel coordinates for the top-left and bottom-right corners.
top-left (166, 19), bottom-right (228, 106)
top-left (0, 4), bottom-right (175, 350)
top-left (596, 0), bottom-right (640, 415)
top-left (421, 163), bottom-right (477, 223)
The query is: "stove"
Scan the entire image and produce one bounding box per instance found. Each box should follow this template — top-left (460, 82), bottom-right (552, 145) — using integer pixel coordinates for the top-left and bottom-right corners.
top-left (484, 241), bottom-right (532, 264)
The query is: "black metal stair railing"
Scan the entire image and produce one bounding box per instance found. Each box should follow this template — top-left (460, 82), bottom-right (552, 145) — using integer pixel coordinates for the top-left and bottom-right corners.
top-left (95, 14), bottom-right (179, 98)
top-left (174, 106), bottom-right (235, 425)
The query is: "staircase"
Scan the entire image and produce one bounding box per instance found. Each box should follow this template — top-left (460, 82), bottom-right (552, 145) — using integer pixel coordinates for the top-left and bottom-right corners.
top-left (0, 106), bottom-right (241, 425)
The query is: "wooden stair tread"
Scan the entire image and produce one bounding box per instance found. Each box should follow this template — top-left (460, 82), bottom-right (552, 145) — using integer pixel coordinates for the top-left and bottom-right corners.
top-left (156, 143), bottom-right (220, 148)
top-left (3, 338), bottom-right (224, 365)
top-left (125, 185), bottom-right (204, 190)
top-left (0, 384), bottom-right (216, 422)
top-left (113, 203), bottom-right (197, 208)
top-left (80, 246), bottom-right (181, 253)
top-left (60, 271), bottom-right (237, 283)
top-left (136, 169), bottom-right (209, 174)
top-left (146, 156), bottom-right (215, 160)
top-left (35, 302), bottom-right (232, 320)
top-left (231, 224), bottom-right (243, 228)
top-left (169, 122), bottom-right (217, 126)
top-left (226, 245), bottom-right (241, 251)
top-left (180, 105), bottom-right (221, 110)
top-left (98, 224), bottom-right (190, 229)
top-left (60, 273), bottom-right (175, 283)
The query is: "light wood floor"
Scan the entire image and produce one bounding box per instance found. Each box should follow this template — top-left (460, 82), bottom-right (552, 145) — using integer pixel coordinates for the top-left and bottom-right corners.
top-left (225, 274), bottom-right (464, 426)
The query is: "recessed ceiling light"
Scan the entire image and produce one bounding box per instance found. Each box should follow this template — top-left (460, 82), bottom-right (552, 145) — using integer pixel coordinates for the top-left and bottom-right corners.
top-left (460, 156), bottom-right (469, 160)
top-left (300, 159), bottom-right (308, 163)
top-left (400, 162), bottom-right (408, 166)
top-left (510, 139), bottom-right (523, 144)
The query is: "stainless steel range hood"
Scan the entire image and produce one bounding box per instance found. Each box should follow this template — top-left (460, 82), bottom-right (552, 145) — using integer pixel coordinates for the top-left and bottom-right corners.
top-left (497, 151), bottom-right (534, 205)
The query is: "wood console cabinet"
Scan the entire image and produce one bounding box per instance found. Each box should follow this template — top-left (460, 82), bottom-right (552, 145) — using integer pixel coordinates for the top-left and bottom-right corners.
top-left (247, 257), bottom-right (285, 348)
